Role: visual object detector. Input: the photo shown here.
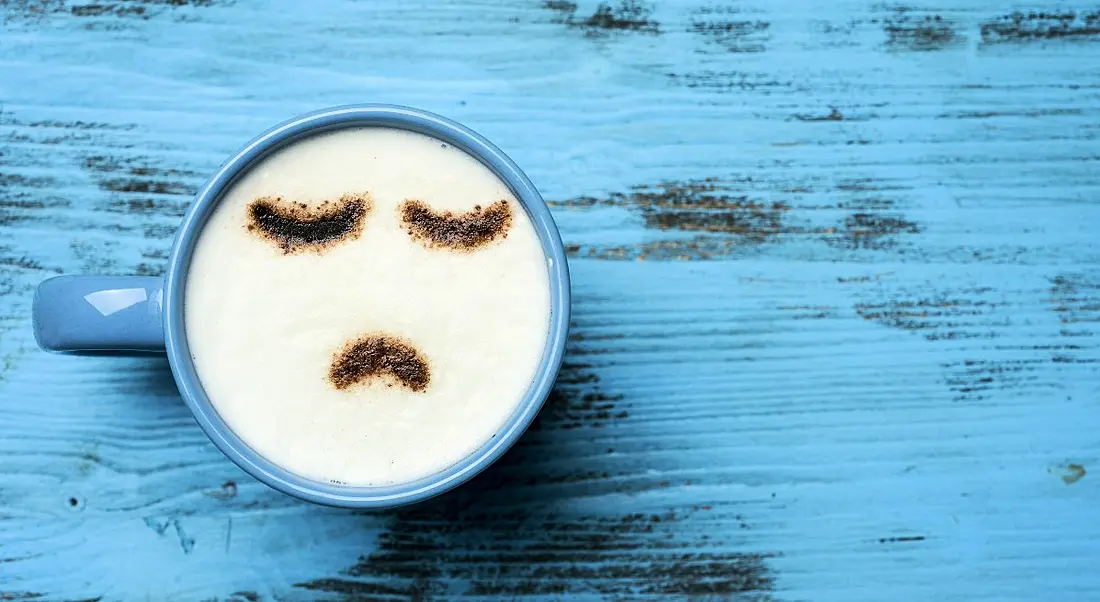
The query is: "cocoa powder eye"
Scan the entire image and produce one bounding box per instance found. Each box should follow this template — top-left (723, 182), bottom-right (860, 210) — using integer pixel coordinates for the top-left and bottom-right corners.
top-left (399, 199), bottom-right (512, 251)
top-left (246, 193), bottom-right (371, 254)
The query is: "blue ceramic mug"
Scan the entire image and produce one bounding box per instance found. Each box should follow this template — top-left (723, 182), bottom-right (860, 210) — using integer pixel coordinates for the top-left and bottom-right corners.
top-left (31, 105), bottom-right (571, 508)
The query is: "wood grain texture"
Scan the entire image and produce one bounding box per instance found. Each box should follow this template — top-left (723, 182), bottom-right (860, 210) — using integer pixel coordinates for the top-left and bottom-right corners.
top-left (1, 0), bottom-right (1098, 600)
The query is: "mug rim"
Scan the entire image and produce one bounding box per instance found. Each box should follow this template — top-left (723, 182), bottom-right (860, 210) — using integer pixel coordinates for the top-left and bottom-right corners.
top-left (162, 104), bottom-right (570, 508)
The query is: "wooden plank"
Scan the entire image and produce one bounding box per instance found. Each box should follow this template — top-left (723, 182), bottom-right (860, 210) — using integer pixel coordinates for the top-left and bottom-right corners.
top-left (1, 0), bottom-right (1098, 600)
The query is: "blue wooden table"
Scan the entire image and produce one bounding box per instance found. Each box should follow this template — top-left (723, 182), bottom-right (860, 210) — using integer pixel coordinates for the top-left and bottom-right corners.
top-left (2, 1), bottom-right (1098, 600)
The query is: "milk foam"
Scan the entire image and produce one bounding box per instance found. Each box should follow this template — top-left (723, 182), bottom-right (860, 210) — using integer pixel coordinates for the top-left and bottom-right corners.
top-left (184, 127), bottom-right (551, 486)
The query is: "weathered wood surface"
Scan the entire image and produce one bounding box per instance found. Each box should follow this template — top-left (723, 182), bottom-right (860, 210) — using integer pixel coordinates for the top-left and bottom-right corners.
top-left (1, 0), bottom-right (1099, 600)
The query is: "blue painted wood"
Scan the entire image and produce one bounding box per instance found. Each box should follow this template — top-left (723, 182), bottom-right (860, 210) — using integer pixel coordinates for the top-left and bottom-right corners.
top-left (2, 0), bottom-right (1099, 600)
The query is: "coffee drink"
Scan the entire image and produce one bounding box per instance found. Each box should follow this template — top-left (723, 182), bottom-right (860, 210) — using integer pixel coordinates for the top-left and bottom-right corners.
top-left (185, 127), bottom-right (551, 486)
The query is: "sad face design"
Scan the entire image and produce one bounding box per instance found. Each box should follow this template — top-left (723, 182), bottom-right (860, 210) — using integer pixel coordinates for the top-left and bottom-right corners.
top-left (184, 128), bottom-right (550, 486)
top-left (245, 192), bottom-right (514, 393)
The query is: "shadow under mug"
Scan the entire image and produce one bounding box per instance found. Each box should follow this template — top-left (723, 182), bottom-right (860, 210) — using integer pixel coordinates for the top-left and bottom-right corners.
top-left (31, 105), bottom-right (571, 508)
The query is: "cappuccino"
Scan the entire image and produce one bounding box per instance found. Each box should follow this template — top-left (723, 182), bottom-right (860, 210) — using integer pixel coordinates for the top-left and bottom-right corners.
top-left (184, 127), bottom-right (551, 486)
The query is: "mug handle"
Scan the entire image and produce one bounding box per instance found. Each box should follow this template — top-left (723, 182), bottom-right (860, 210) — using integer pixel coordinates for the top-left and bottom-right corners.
top-left (32, 275), bottom-right (166, 354)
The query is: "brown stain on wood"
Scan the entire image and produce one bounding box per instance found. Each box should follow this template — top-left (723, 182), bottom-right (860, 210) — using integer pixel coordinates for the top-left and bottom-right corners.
top-left (542, 0), bottom-right (578, 22)
top-left (810, 8), bottom-right (962, 52)
top-left (14, 119), bottom-right (134, 130)
top-left (133, 263), bottom-right (163, 276)
top-left (788, 103), bottom-right (889, 123)
top-left (534, 359), bottom-right (628, 430)
top-left (1050, 355), bottom-right (1099, 364)
top-left (826, 212), bottom-right (921, 250)
top-left (838, 272), bottom-right (895, 284)
top-left (296, 505), bottom-right (775, 600)
top-left (936, 108), bottom-right (1083, 120)
top-left (1048, 274), bottom-right (1100, 327)
top-left (1, 114), bottom-right (137, 169)
top-left (103, 197), bottom-right (189, 219)
top-left (97, 178), bottom-right (192, 195)
top-left (543, 0), bottom-right (660, 35)
top-left (643, 202), bottom-right (787, 236)
top-left (81, 155), bottom-right (201, 204)
top-left (1053, 463), bottom-right (1086, 485)
top-left (565, 237), bottom-right (735, 261)
top-left (0, 255), bottom-right (55, 273)
top-left (0, 174), bottom-right (57, 189)
top-left (553, 178), bottom-right (791, 243)
top-left (0, 118), bottom-right (192, 280)
top-left (833, 178), bottom-right (909, 193)
top-left (789, 107), bottom-right (849, 122)
top-left (689, 6), bottom-right (769, 53)
top-left (134, 247), bottom-right (169, 277)
top-left (855, 286), bottom-right (1005, 341)
top-left (2, 0), bottom-right (63, 22)
top-left (0, 197), bottom-right (67, 212)
top-left (69, 238), bottom-right (121, 274)
top-left (879, 535), bottom-right (926, 543)
top-left (981, 11), bottom-right (1100, 44)
top-left (8, 0), bottom-right (229, 20)
top-left (554, 175), bottom-right (923, 260)
top-left (940, 358), bottom-right (1046, 402)
top-left (779, 304), bottom-right (837, 320)
top-left (882, 11), bottom-right (963, 52)
top-left (0, 168), bottom-right (65, 229)
top-left (664, 70), bottom-right (792, 93)
top-left (70, 4), bottom-right (152, 18)
top-left (1046, 273), bottom-right (1100, 363)
top-left (202, 480), bottom-right (238, 501)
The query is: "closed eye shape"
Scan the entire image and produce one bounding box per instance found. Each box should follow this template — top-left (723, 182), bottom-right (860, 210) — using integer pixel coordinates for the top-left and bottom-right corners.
top-left (246, 193), bottom-right (371, 254)
top-left (400, 199), bottom-right (512, 251)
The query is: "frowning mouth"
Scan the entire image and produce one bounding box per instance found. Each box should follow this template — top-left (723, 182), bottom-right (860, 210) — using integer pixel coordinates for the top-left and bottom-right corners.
top-left (328, 334), bottom-right (430, 393)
